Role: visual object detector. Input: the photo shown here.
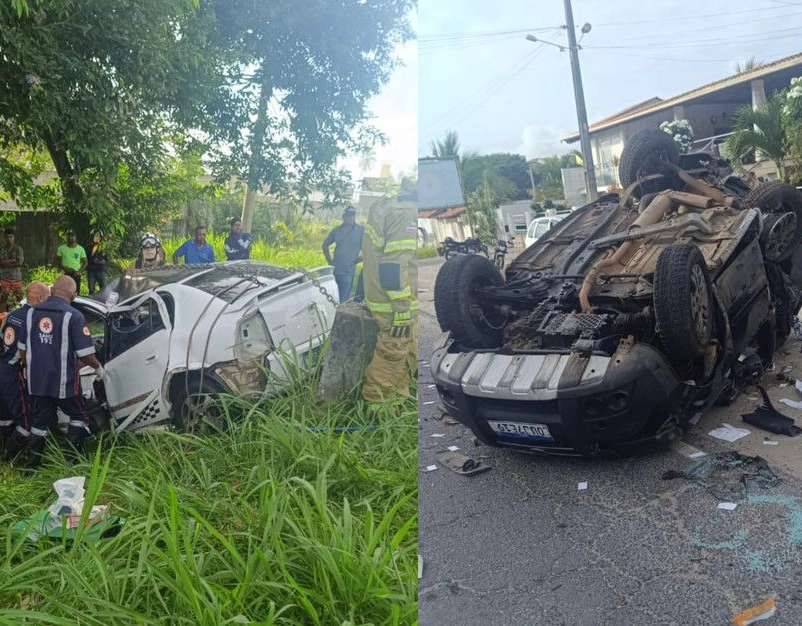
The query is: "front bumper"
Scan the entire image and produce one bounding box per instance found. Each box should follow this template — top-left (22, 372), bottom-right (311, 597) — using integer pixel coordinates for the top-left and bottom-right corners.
top-left (430, 332), bottom-right (683, 455)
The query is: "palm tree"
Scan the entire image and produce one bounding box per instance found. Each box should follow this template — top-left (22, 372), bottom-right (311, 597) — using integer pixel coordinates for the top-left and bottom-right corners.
top-left (430, 131), bottom-right (460, 159)
top-left (723, 95), bottom-right (788, 179)
top-left (734, 56), bottom-right (762, 74)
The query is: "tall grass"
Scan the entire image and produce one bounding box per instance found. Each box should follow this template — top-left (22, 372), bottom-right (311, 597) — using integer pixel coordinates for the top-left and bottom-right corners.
top-left (161, 234), bottom-right (326, 270)
top-left (0, 383), bottom-right (417, 624)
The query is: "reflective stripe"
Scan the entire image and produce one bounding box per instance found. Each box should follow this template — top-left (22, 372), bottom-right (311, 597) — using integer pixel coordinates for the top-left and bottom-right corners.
top-left (30, 427), bottom-right (48, 437)
top-left (25, 308), bottom-right (33, 395)
top-left (364, 224), bottom-right (385, 248)
top-left (0, 420), bottom-right (13, 426)
top-left (366, 299), bottom-right (419, 313)
top-left (69, 420), bottom-right (91, 432)
top-left (387, 287), bottom-right (411, 300)
top-left (384, 239), bottom-right (417, 253)
top-left (15, 425), bottom-right (29, 437)
top-left (60, 312), bottom-right (71, 399)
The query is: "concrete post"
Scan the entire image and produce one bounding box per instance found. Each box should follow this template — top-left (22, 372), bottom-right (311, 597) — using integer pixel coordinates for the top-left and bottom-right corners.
top-left (751, 79), bottom-right (767, 111)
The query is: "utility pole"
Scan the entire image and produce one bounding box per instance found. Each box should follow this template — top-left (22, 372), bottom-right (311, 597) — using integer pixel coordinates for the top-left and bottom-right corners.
top-left (526, 1), bottom-right (598, 202)
top-left (562, 0), bottom-right (597, 201)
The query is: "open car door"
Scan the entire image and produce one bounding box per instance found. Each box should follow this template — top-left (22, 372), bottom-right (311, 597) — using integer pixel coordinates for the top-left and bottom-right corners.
top-left (103, 293), bottom-right (172, 431)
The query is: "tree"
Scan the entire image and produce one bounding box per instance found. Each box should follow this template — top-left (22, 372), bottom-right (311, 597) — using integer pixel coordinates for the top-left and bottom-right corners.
top-left (735, 56), bottom-right (762, 74)
top-left (467, 177), bottom-right (501, 244)
top-left (430, 130), bottom-right (461, 159)
top-left (205, 0), bottom-right (414, 231)
top-left (724, 94), bottom-right (789, 179)
top-left (0, 0), bottom-right (226, 243)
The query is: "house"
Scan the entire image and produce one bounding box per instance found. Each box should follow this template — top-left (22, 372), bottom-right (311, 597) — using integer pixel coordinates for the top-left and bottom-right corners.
top-left (562, 51), bottom-right (802, 200)
top-left (417, 156), bottom-right (473, 246)
top-left (495, 200), bottom-right (532, 242)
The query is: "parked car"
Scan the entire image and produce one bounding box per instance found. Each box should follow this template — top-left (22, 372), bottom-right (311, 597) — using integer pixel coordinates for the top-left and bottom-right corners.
top-left (431, 128), bottom-right (802, 456)
top-left (67, 261), bottom-right (337, 433)
top-left (524, 214), bottom-right (566, 248)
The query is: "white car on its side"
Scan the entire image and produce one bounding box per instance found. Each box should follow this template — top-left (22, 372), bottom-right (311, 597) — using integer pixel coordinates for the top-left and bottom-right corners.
top-left (524, 214), bottom-right (567, 248)
top-left (69, 261), bottom-right (337, 433)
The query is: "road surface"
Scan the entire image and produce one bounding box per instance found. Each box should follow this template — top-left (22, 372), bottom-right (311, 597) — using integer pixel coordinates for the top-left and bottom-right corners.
top-left (418, 252), bottom-right (802, 625)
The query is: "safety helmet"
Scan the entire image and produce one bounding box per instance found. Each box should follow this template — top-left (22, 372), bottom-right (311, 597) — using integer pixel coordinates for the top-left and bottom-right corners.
top-left (140, 232), bottom-right (160, 248)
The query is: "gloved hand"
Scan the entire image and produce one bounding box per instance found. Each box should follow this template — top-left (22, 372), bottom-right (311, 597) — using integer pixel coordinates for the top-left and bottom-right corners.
top-left (390, 310), bottom-right (412, 338)
top-left (95, 365), bottom-right (105, 381)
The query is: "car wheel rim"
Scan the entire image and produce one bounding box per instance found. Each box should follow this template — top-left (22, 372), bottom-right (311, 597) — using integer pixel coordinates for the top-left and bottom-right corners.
top-left (690, 264), bottom-right (710, 341)
top-left (181, 394), bottom-right (224, 434)
top-left (764, 211), bottom-right (797, 261)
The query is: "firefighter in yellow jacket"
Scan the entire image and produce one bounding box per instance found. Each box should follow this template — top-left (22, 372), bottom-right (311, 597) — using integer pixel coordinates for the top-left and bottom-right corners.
top-left (362, 192), bottom-right (418, 402)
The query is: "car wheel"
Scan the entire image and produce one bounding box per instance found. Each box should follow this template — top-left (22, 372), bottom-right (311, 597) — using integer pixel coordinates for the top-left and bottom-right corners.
top-left (744, 181), bottom-right (802, 262)
top-left (434, 254), bottom-right (505, 348)
top-left (618, 129), bottom-right (680, 198)
top-left (653, 244), bottom-right (715, 369)
top-left (171, 378), bottom-right (229, 434)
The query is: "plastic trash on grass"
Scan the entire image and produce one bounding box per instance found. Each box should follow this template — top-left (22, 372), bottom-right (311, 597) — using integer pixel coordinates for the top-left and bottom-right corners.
top-left (11, 476), bottom-right (125, 542)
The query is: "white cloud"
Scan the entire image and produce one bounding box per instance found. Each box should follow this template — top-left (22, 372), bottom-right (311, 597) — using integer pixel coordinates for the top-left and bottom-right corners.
top-left (516, 125), bottom-right (573, 159)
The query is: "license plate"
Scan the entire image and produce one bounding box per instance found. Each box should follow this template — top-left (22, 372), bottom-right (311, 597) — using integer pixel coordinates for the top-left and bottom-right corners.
top-left (488, 420), bottom-right (553, 441)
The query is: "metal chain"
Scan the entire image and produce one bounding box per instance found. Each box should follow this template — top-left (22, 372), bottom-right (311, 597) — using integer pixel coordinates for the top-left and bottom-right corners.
top-left (293, 267), bottom-right (338, 306)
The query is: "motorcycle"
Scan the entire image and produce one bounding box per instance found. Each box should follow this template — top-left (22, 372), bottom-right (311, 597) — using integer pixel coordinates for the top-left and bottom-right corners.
top-left (438, 236), bottom-right (489, 260)
top-left (493, 239), bottom-right (508, 269)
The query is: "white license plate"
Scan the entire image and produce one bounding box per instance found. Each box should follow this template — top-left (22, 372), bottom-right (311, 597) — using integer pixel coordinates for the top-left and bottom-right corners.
top-left (488, 420), bottom-right (553, 441)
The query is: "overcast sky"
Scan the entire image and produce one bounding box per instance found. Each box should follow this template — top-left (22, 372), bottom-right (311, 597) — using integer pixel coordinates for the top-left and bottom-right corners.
top-left (418, 0), bottom-right (802, 160)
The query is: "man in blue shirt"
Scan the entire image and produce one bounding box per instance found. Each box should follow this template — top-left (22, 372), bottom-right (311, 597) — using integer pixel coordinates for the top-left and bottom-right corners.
top-left (322, 206), bottom-right (364, 302)
top-left (0, 280), bottom-right (49, 450)
top-left (172, 226), bottom-right (215, 264)
top-left (7, 276), bottom-right (104, 467)
top-left (224, 218), bottom-right (252, 261)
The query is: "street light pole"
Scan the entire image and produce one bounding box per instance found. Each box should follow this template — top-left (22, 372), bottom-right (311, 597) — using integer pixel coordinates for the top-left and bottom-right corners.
top-left (562, 0), bottom-right (598, 201)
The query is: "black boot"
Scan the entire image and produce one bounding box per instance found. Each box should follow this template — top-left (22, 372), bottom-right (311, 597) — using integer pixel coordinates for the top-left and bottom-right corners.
top-left (4, 431), bottom-right (27, 463)
top-left (23, 435), bottom-right (47, 469)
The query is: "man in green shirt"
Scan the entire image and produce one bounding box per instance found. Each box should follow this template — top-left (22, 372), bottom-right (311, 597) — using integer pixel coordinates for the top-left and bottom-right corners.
top-left (56, 230), bottom-right (87, 294)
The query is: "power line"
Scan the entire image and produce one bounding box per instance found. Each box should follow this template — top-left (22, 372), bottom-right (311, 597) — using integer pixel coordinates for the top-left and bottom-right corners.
top-left (584, 25), bottom-right (802, 50)
top-left (592, 0), bottom-right (797, 26)
top-left (420, 25), bottom-right (561, 44)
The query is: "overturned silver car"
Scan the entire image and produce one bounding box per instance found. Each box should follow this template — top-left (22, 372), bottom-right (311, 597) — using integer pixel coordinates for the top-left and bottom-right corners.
top-left (431, 129), bottom-right (802, 456)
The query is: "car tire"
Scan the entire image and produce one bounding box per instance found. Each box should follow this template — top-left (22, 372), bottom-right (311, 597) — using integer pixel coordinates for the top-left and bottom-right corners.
top-left (618, 129), bottom-right (680, 198)
top-left (171, 377), bottom-right (229, 434)
top-left (434, 254), bottom-right (505, 348)
top-left (653, 244), bottom-right (715, 368)
top-left (743, 181), bottom-right (802, 262)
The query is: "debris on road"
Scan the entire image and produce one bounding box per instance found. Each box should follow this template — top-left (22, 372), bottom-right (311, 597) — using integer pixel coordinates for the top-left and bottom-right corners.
top-left (780, 397), bottom-right (802, 410)
top-left (662, 451), bottom-right (781, 501)
top-left (676, 441), bottom-right (707, 459)
top-left (741, 386), bottom-right (802, 436)
top-left (578, 482), bottom-right (588, 491)
top-left (436, 451), bottom-right (491, 476)
top-left (430, 433), bottom-right (445, 438)
top-left (424, 464), bottom-right (438, 472)
top-left (763, 440), bottom-right (779, 446)
top-left (717, 502), bottom-right (738, 511)
top-left (708, 423), bottom-right (750, 443)
top-left (443, 417), bottom-right (458, 425)
top-left (732, 596), bottom-right (776, 626)
top-left (447, 445), bottom-right (459, 452)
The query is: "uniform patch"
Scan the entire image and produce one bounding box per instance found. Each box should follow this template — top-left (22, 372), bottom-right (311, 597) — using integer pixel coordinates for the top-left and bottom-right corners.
top-left (39, 317), bottom-right (53, 334)
top-left (406, 222), bottom-right (418, 237)
top-left (3, 326), bottom-right (14, 346)
top-left (82, 326), bottom-right (91, 336)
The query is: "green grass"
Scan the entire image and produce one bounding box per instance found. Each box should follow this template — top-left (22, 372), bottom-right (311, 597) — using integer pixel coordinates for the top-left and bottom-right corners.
top-left (416, 246), bottom-right (438, 260)
top-left (0, 384), bottom-right (417, 624)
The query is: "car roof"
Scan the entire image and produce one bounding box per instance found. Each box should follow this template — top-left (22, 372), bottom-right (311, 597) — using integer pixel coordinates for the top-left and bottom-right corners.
top-left (91, 261), bottom-right (303, 305)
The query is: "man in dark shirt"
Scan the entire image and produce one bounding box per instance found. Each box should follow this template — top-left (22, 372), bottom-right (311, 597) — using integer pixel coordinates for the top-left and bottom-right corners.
top-left (0, 228), bottom-right (24, 312)
top-left (224, 218), bottom-right (253, 261)
top-left (86, 231), bottom-right (108, 294)
top-left (8, 276), bottom-right (104, 467)
top-left (0, 281), bottom-right (48, 449)
top-left (322, 206), bottom-right (364, 302)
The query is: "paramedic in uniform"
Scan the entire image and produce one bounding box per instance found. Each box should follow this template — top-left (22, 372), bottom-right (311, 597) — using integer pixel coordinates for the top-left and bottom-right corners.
top-left (361, 193), bottom-right (418, 402)
top-left (0, 281), bottom-right (49, 449)
top-left (8, 276), bottom-right (104, 466)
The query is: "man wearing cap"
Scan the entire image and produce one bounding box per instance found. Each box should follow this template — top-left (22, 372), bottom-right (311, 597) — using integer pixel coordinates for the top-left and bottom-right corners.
top-left (224, 218), bottom-right (253, 261)
top-left (0, 280), bottom-right (48, 450)
top-left (6, 276), bottom-right (104, 467)
top-left (173, 226), bottom-right (215, 265)
top-left (322, 206), bottom-right (364, 303)
top-left (56, 230), bottom-right (87, 293)
top-left (0, 228), bottom-right (24, 312)
top-left (86, 231), bottom-right (108, 294)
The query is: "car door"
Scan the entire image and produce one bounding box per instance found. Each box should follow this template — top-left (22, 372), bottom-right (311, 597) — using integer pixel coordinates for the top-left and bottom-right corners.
top-left (103, 293), bottom-right (172, 430)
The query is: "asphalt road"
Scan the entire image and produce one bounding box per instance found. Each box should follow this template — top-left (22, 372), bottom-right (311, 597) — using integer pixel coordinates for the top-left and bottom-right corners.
top-left (418, 252), bottom-right (802, 626)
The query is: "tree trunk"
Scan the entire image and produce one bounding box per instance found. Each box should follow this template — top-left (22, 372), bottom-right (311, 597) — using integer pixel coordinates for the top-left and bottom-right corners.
top-left (241, 63), bottom-right (272, 232)
top-left (42, 129), bottom-right (91, 245)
